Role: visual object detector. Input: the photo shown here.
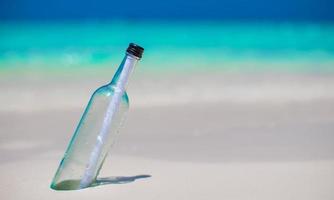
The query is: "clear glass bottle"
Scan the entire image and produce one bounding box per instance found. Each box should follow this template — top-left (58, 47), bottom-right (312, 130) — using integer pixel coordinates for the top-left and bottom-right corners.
top-left (51, 43), bottom-right (144, 190)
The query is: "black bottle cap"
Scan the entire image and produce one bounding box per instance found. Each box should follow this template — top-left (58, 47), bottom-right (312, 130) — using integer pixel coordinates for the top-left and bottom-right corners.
top-left (126, 43), bottom-right (144, 59)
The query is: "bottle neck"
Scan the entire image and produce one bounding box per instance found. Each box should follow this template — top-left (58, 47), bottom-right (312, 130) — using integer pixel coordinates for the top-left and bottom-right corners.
top-left (109, 53), bottom-right (139, 90)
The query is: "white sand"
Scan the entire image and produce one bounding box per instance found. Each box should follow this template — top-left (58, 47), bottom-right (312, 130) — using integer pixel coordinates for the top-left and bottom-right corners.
top-left (1, 71), bottom-right (334, 199)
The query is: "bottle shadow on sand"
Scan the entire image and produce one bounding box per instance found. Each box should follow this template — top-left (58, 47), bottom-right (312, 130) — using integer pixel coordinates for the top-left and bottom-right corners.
top-left (92, 174), bottom-right (151, 186)
top-left (51, 175), bottom-right (151, 190)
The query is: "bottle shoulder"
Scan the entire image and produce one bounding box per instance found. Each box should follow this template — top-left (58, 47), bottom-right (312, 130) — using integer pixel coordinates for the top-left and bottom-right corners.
top-left (93, 84), bottom-right (129, 103)
top-left (93, 84), bottom-right (113, 96)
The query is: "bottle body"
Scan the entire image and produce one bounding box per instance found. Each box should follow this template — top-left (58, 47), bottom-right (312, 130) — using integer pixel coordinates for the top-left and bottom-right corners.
top-left (51, 85), bottom-right (129, 190)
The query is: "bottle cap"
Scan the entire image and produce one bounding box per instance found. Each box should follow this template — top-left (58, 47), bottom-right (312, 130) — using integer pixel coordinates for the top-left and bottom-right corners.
top-left (126, 43), bottom-right (144, 59)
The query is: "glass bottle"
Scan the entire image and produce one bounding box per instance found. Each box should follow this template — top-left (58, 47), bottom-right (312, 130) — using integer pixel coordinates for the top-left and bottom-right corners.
top-left (50, 43), bottom-right (144, 190)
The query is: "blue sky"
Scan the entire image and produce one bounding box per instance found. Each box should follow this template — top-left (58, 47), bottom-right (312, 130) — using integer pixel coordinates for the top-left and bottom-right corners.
top-left (0, 0), bottom-right (333, 21)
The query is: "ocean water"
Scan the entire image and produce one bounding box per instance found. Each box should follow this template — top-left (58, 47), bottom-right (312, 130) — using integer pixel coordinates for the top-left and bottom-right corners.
top-left (0, 21), bottom-right (333, 73)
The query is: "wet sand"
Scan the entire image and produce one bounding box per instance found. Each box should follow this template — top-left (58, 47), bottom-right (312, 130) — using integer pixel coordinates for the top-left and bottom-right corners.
top-left (1, 71), bottom-right (334, 199)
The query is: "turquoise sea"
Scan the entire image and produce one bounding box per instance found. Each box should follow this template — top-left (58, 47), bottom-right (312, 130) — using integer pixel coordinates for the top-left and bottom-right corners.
top-left (0, 21), bottom-right (334, 73)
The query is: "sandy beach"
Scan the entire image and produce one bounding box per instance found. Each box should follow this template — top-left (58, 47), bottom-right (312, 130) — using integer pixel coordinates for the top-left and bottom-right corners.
top-left (1, 71), bottom-right (334, 199)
